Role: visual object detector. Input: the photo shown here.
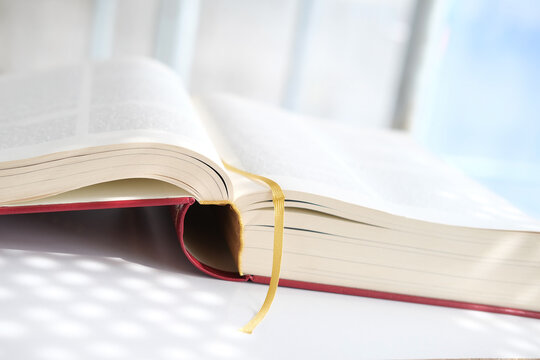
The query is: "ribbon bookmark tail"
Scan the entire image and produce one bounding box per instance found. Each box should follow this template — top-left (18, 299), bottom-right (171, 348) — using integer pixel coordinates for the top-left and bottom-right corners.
top-left (222, 161), bottom-right (285, 334)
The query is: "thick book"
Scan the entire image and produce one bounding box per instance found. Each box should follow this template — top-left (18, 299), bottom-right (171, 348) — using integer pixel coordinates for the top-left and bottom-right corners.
top-left (1, 58), bottom-right (539, 319)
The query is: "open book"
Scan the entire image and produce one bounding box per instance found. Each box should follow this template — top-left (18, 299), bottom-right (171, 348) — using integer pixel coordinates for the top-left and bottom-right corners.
top-left (1, 58), bottom-right (540, 319)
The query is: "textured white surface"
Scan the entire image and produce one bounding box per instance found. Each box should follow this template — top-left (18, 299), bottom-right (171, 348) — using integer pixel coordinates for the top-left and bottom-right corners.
top-left (0, 206), bottom-right (539, 359)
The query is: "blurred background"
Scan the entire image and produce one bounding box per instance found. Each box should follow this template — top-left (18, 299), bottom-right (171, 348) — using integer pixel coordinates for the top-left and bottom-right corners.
top-left (0, 0), bottom-right (538, 218)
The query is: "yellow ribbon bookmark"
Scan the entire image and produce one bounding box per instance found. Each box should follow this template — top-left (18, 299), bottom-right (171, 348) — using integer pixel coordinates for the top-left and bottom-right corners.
top-left (222, 161), bottom-right (285, 334)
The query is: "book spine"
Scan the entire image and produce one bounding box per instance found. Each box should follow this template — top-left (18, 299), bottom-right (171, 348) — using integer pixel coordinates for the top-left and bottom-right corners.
top-left (171, 201), bottom-right (249, 282)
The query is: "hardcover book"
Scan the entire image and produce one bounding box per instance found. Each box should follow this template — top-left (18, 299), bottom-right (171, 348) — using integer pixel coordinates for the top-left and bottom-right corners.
top-left (1, 58), bottom-right (539, 320)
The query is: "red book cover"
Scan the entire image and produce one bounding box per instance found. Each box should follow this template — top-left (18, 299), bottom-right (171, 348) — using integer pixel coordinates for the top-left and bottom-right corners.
top-left (3, 198), bottom-right (540, 320)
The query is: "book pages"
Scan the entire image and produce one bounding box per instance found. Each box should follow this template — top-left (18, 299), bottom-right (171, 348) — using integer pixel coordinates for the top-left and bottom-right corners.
top-left (201, 94), bottom-right (540, 230)
top-left (0, 58), bottom-right (222, 166)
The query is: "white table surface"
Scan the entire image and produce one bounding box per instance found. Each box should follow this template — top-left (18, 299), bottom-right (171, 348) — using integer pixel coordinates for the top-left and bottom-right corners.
top-left (0, 206), bottom-right (539, 359)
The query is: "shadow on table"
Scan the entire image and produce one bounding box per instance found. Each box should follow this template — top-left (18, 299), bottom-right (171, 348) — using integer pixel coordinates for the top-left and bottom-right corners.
top-left (0, 206), bottom-right (203, 277)
top-left (0, 206), bottom-right (249, 359)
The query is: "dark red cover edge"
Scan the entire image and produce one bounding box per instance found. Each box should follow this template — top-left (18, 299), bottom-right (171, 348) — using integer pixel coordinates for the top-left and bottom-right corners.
top-left (0, 197), bottom-right (194, 215)
top-left (250, 275), bottom-right (540, 319)
top-left (172, 203), bottom-right (540, 320)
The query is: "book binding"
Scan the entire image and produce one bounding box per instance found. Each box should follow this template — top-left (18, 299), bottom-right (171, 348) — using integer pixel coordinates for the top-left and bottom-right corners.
top-left (173, 200), bottom-right (540, 320)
